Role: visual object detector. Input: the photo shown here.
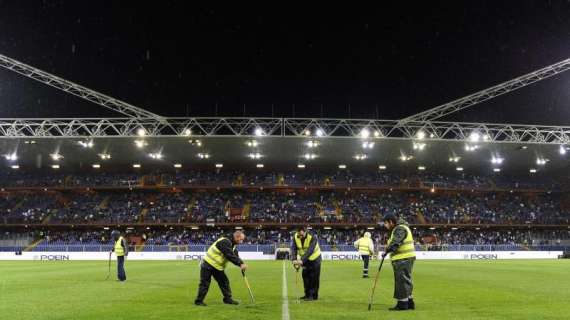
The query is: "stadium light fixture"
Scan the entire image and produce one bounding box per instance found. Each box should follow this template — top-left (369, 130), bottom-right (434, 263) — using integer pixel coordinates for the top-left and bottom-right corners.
top-left (92, 164), bottom-right (101, 169)
top-left (399, 154), bottom-right (413, 161)
top-left (449, 156), bottom-right (460, 163)
top-left (248, 153), bottom-right (262, 160)
top-left (173, 163), bottom-right (182, 168)
top-left (24, 140), bottom-right (36, 144)
top-left (529, 168), bottom-right (537, 173)
top-left (10, 165), bottom-right (19, 169)
top-left (132, 164), bottom-right (141, 168)
top-left (491, 156), bottom-right (504, 165)
top-left (412, 142), bottom-right (426, 150)
top-left (362, 141), bottom-right (374, 149)
top-left (256, 163), bottom-right (264, 168)
top-left (137, 128), bottom-right (146, 137)
top-left (456, 167), bottom-right (464, 171)
top-left (464, 144), bottom-right (479, 152)
top-left (304, 153), bottom-right (317, 160)
top-left (378, 165), bottom-right (387, 170)
top-left (246, 140), bottom-right (259, 147)
top-left (149, 152), bottom-right (164, 160)
top-left (416, 130), bottom-right (426, 140)
top-left (215, 163), bottom-right (223, 168)
top-left (197, 153), bottom-right (210, 159)
top-left (418, 166), bottom-right (426, 171)
top-left (536, 158), bottom-right (548, 166)
top-left (50, 153), bottom-right (63, 161)
top-left (559, 145), bottom-right (567, 155)
top-left (316, 128), bottom-right (324, 137)
top-left (469, 131), bottom-right (480, 142)
top-left (78, 140), bottom-right (94, 148)
top-left (493, 168), bottom-right (501, 172)
top-left (134, 139), bottom-right (147, 149)
top-left (374, 130), bottom-right (381, 138)
top-left (354, 154), bottom-right (367, 160)
top-left (254, 128), bottom-right (264, 136)
top-left (51, 164), bottom-right (60, 169)
top-left (360, 128), bottom-right (370, 139)
top-left (183, 129), bottom-right (192, 136)
top-left (304, 129), bottom-right (311, 136)
top-left (338, 164), bottom-right (347, 169)
top-left (98, 153), bottom-right (111, 160)
top-left (307, 140), bottom-right (319, 148)
top-left (297, 164), bottom-right (306, 169)
top-left (4, 153), bottom-right (17, 161)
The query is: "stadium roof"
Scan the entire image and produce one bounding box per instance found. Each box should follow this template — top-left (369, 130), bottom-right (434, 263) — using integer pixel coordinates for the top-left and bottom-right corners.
top-left (1, 133), bottom-right (568, 175)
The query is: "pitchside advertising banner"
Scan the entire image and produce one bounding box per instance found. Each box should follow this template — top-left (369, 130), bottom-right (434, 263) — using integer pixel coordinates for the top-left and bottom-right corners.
top-left (0, 251), bottom-right (563, 261)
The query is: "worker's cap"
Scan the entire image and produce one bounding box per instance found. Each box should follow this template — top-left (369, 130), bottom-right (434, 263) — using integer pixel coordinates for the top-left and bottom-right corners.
top-left (382, 213), bottom-right (397, 224)
top-left (110, 230), bottom-right (121, 237)
top-left (364, 232), bottom-right (372, 238)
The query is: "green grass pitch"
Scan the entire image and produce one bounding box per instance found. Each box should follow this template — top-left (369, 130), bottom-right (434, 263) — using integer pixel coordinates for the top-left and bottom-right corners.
top-left (1, 260), bottom-right (569, 319)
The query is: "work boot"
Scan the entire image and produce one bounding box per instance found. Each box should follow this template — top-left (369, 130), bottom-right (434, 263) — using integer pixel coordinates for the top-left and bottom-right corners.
top-left (408, 298), bottom-right (415, 310)
top-left (194, 301), bottom-right (207, 307)
top-left (389, 301), bottom-right (409, 311)
top-left (362, 275), bottom-right (369, 278)
top-left (223, 299), bottom-right (239, 305)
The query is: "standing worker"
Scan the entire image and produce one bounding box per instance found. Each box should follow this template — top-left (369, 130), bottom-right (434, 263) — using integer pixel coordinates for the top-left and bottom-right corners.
top-left (291, 226), bottom-right (322, 301)
top-left (381, 214), bottom-right (416, 311)
top-left (111, 230), bottom-right (128, 282)
top-left (354, 231), bottom-right (374, 278)
top-left (194, 231), bottom-right (248, 306)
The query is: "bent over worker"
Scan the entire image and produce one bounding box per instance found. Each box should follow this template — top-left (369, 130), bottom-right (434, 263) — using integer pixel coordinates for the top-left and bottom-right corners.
top-left (194, 231), bottom-right (247, 306)
top-left (354, 231), bottom-right (374, 278)
top-left (382, 214), bottom-right (416, 311)
top-left (291, 226), bottom-right (322, 301)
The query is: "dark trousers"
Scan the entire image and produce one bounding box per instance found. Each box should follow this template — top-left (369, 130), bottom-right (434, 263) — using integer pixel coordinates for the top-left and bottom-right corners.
top-left (195, 262), bottom-right (232, 303)
top-left (302, 260), bottom-right (321, 299)
top-left (392, 257), bottom-right (415, 300)
top-left (117, 255), bottom-right (127, 281)
top-left (361, 254), bottom-right (370, 276)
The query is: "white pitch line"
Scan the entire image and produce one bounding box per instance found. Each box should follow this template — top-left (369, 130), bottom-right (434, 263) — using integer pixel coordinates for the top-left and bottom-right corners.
top-left (282, 262), bottom-right (290, 320)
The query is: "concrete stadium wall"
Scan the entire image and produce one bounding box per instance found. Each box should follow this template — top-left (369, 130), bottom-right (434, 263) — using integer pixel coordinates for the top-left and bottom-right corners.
top-left (0, 251), bottom-right (563, 261)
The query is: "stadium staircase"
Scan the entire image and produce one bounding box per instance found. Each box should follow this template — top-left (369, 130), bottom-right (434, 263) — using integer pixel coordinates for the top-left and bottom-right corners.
top-left (185, 197), bottom-right (195, 221)
top-left (242, 202), bottom-right (251, 219)
top-left (98, 196), bottom-right (111, 210)
top-left (416, 211), bottom-right (427, 224)
top-left (23, 238), bottom-right (44, 252)
top-left (138, 208), bottom-right (149, 223)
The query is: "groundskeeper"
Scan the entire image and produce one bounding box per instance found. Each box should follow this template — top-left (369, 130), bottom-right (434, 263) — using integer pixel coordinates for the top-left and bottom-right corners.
top-left (111, 230), bottom-right (128, 282)
top-left (194, 231), bottom-right (248, 306)
top-left (382, 214), bottom-right (416, 311)
top-left (354, 231), bottom-right (374, 278)
top-left (291, 226), bottom-right (322, 301)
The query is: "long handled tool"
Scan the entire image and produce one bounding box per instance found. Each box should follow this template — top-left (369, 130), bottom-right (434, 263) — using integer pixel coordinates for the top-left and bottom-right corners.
top-left (241, 270), bottom-right (255, 303)
top-left (367, 255), bottom-right (386, 311)
top-left (294, 266), bottom-right (301, 303)
top-left (105, 251), bottom-right (112, 280)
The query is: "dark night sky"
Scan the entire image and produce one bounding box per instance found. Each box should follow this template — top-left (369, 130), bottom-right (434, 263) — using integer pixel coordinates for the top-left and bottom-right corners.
top-left (0, 1), bottom-right (569, 124)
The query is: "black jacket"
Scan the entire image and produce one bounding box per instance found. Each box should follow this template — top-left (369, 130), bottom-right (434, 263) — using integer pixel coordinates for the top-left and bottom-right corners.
top-left (215, 237), bottom-right (243, 267)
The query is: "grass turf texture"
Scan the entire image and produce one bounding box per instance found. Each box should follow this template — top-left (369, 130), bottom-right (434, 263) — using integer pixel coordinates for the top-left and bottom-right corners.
top-left (0, 260), bottom-right (569, 319)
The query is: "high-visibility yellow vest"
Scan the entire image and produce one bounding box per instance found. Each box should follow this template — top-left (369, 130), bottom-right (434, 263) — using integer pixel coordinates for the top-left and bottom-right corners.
top-left (388, 224), bottom-right (416, 261)
top-left (356, 237), bottom-right (373, 255)
top-left (294, 233), bottom-right (321, 261)
top-left (114, 236), bottom-right (125, 257)
top-left (204, 238), bottom-right (235, 271)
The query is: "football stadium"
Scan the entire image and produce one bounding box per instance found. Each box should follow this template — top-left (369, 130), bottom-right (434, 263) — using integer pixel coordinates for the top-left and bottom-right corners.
top-left (1, 3), bottom-right (570, 320)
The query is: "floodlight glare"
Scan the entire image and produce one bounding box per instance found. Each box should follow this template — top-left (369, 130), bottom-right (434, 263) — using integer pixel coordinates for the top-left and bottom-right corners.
top-left (360, 128), bottom-right (370, 139)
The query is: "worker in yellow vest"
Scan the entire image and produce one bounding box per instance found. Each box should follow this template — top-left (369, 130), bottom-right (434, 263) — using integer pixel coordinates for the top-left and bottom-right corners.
top-left (353, 231), bottom-right (374, 278)
top-left (194, 231), bottom-right (248, 306)
top-left (381, 214), bottom-right (416, 311)
top-left (111, 230), bottom-right (128, 282)
top-left (291, 226), bottom-right (322, 301)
